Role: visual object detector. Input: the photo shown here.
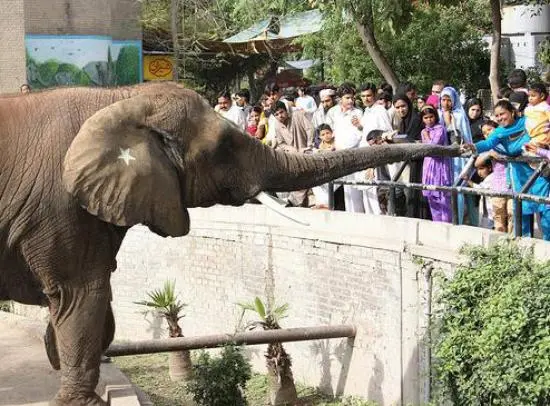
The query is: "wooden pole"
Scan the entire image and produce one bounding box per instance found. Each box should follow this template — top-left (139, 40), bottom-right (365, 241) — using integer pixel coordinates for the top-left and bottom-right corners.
top-left (105, 325), bottom-right (356, 357)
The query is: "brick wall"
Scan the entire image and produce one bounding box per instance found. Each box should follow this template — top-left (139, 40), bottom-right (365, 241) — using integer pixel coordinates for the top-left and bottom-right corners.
top-left (111, 205), bottom-right (536, 405)
top-left (24, 0), bottom-right (141, 39)
top-left (0, 0), bottom-right (26, 92)
top-left (14, 206), bottom-right (550, 404)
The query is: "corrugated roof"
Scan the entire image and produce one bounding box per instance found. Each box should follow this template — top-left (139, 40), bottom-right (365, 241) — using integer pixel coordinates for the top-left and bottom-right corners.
top-left (223, 9), bottom-right (323, 44)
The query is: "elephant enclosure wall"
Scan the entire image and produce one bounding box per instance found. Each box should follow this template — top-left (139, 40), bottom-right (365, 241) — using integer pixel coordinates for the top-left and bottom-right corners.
top-left (110, 205), bottom-right (550, 406)
top-left (12, 206), bottom-right (550, 405)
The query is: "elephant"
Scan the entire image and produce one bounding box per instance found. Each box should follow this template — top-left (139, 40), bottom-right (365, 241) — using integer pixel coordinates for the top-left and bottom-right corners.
top-left (0, 81), bottom-right (459, 405)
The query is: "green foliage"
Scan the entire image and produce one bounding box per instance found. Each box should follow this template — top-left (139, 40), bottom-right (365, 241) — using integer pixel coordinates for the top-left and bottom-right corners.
top-left (538, 37), bottom-right (550, 68)
top-left (237, 296), bottom-right (289, 330)
top-left (300, 1), bottom-right (490, 93)
top-left (185, 345), bottom-right (252, 406)
top-left (433, 241), bottom-right (550, 405)
top-left (135, 280), bottom-right (187, 322)
top-left (116, 45), bottom-right (141, 85)
top-left (38, 60), bottom-right (60, 84)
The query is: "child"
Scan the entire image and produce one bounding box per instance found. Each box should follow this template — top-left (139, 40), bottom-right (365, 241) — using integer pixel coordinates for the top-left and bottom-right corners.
top-left (462, 158), bottom-right (494, 229)
top-left (311, 124), bottom-right (336, 209)
top-left (476, 119), bottom-right (513, 233)
top-left (524, 83), bottom-right (550, 150)
top-left (246, 106), bottom-right (267, 140)
top-left (317, 123), bottom-right (336, 151)
top-left (419, 106), bottom-right (453, 222)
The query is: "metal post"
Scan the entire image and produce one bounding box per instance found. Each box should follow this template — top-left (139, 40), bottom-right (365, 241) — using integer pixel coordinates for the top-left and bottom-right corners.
top-left (452, 156), bottom-right (477, 225)
top-left (105, 325), bottom-right (357, 357)
top-left (328, 181), bottom-right (335, 210)
top-left (514, 161), bottom-right (548, 238)
top-left (451, 191), bottom-right (459, 225)
top-left (388, 161), bottom-right (409, 216)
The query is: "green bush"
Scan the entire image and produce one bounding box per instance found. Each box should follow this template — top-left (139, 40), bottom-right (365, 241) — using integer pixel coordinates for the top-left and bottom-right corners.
top-left (434, 241), bottom-right (550, 405)
top-left (186, 344), bottom-right (252, 406)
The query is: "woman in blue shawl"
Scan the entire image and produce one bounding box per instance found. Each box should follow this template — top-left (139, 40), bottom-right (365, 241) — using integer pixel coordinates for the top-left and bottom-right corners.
top-left (463, 99), bottom-right (550, 240)
top-left (438, 86), bottom-right (477, 225)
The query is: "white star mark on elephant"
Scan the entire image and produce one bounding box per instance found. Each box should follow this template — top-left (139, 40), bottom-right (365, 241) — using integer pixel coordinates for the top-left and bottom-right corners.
top-left (118, 148), bottom-right (136, 166)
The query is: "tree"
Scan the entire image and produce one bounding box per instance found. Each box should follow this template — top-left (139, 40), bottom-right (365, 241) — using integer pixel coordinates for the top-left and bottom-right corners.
top-left (310, 0), bottom-right (415, 89)
top-left (135, 280), bottom-right (193, 381)
top-left (141, 0), bottom-right (314, 100)
top-left (238, 297), bottom-right (297, 406)
top-left (115, 45), bottom-right (141, 85)
top-left (489, 0), bottom-right (502, 103)
top-left (300, 1), bottom-right (490, 93)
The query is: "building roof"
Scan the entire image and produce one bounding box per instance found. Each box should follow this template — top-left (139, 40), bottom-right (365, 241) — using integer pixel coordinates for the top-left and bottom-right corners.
top-left (223, 9), bottom-right (323, 44)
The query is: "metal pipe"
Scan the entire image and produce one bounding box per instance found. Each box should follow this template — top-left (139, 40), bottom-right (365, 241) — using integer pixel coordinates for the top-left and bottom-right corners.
top-left (388, 161), bottom-right (408, 216)
top-left (328, 181), bottom-right (335, 210)
top-left (331, 181), bottom-right (550, 205)
top-left (514, 161), bottom-right (548, 238)
top-left (105, 325), bottom-right (357, 357)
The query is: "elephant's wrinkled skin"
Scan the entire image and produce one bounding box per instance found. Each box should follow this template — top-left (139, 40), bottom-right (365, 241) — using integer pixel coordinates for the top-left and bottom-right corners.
top-left (0, 82), bottom-right (459, 405)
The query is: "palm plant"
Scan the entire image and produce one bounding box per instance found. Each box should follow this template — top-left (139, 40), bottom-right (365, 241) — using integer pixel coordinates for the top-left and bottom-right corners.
top-left (135, 280), bottom-right (192, 381)
top-left (238, 297), bottom-right (297, 406)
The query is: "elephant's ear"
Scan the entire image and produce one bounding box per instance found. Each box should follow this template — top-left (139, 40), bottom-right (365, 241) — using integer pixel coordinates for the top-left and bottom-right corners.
top-left (62, 95), bottom-right (189, 237)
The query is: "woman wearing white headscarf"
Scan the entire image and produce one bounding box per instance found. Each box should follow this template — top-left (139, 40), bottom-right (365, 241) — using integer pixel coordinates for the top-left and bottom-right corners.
top-left (438, 86), bottom-right (476, 225)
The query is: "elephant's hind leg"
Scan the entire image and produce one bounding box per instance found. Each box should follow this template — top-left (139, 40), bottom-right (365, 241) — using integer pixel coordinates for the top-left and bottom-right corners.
top-left (45, 302), bottom-right (115, 371)
top-left (46, 277), bottom-right (110, 406)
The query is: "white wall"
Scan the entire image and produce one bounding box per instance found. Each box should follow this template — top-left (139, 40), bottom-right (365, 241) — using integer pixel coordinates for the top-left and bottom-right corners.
top-left (0, 0), bottom-right (26, 93)
top-left (501, 5), bottom-right (550, 69)
top-left (13, 206), bottom-right (550, 405)
top-left (110, 206), bottom-right (550, 405)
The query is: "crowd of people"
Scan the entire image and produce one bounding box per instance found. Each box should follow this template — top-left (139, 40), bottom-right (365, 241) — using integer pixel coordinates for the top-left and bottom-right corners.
top-left (216, 68), bottom-right (550, 240)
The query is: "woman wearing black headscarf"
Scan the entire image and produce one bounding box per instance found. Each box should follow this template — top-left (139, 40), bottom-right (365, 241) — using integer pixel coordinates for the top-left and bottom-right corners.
top-left (464, 97), bottom-right (486, 143)
top-left (391, 94), bottom-right (431, 219)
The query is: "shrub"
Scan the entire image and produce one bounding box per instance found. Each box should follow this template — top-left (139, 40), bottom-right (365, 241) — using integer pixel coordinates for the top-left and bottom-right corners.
top-left (433, 241), bottom-right (550, 405)
top-left (186, 344), bottom-right (252, 406)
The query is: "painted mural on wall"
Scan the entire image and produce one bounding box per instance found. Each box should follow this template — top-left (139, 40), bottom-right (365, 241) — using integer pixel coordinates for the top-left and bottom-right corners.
top-left (25, 35), bottom-right (142, 89)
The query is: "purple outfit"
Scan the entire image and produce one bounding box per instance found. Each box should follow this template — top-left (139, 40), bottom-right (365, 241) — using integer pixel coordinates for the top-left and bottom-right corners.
top-left (422, 124), bottom-right (453, 222)
top-left (490, 160), bottom-right (509, 192)
top-left (536, 148), bottom-right (550, 160)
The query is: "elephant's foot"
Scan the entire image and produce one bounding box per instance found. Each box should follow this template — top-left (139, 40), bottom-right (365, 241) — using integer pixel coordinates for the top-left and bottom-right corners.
top-left (50, 392), bottom-right (106, 406)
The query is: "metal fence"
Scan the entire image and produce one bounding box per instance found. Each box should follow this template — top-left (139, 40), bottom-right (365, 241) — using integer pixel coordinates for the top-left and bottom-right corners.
top-left (327, 154), bottom-right (550, 239)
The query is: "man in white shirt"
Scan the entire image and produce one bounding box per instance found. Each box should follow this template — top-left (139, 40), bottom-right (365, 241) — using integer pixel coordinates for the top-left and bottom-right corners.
top-left (326, 83), bottom-right (365, 213)
top-left (216, 91), bottom-right (246, 131)
top-left (312, 88), bottom-right (336, 145)
top-left (295, 86), bottom-right (317, 121)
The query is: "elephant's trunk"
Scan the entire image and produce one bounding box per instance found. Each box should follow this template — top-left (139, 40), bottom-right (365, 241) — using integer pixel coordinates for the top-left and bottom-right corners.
top-left (260, 144), bottom-right (461, 192)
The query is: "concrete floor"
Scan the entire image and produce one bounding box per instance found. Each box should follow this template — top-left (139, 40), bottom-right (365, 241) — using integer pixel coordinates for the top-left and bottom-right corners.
top-left (0, 316), bottom-right (59, 406)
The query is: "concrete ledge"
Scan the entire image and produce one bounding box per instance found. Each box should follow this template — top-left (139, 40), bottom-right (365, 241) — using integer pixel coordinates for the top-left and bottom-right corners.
top-left (0, 311), bottom-right (144, 406)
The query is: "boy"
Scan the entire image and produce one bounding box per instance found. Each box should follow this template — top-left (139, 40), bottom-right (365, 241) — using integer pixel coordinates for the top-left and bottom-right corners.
top-left (462, 158), bottom-right (494, 229)
top-left (311, 124), bottom-right (335, 209)
top-left (316, 123), bottom-right (335, 151)
top-left (524, 83), bottom-right (550, 150)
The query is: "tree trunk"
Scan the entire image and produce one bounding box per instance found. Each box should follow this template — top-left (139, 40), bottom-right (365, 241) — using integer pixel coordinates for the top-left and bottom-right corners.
top-left (266, 343), bottom-right (297, 406)
top-left (168, 349), bottom-right (193, 381)
top-left (170, 0), bottom-right (179, 82)
top-left (355, 19), bottom-right (399, 90)
top-left (166, 317), bottom-right (193, 381)
top-left (489, 0), bottom-right (502, 105)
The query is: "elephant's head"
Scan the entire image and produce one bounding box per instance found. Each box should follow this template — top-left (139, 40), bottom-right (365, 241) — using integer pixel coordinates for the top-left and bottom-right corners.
top-left (63, 82), bottom-right (459, 237)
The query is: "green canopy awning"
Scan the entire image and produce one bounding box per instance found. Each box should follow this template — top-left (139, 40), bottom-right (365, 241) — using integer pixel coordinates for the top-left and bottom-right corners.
top-left (223, 9), bottom-right (323, 44)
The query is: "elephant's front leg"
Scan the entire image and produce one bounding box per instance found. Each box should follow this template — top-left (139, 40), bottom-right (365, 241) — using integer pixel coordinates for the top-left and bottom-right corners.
top-left (47, 277), bottom-right (110, 406)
